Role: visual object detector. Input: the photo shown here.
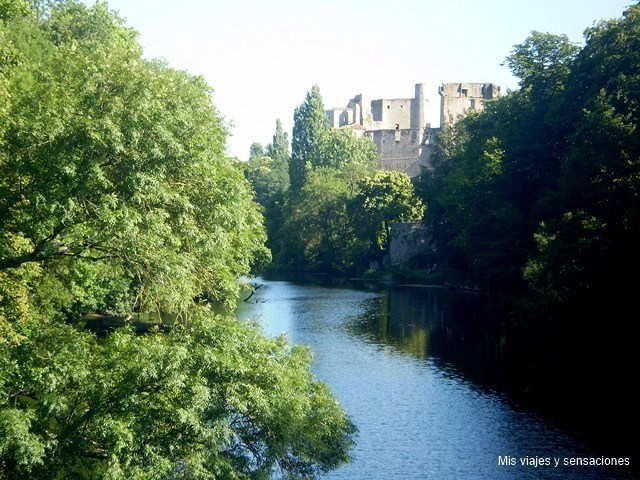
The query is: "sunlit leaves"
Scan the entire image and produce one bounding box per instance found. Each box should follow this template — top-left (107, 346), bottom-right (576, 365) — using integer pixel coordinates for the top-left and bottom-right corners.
top-left (282, 168), bottom-right (361, 273)
top-left (353, 171), bottom-right (425, 255)
top-left (0, 2), bottom-right (356, 478)
top-left (505, 30), bottom-right (578, 98)
top-left (0, 312), bottom-right (356, 479)
top-left (0, 1), bottom-right (267, 312)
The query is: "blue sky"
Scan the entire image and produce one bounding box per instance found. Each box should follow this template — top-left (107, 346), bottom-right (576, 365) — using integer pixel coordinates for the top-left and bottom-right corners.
top-left (89, 1), bottom-right (632, 159)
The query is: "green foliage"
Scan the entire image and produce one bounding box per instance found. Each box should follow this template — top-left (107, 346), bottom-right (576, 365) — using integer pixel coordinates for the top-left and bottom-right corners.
top-left (256, 87), bottom-right (380, 273)
top-left (0, 310), bottom-right (357, 479)
top-left (414, 13), bottom-right (640, 434)
top-left (423, 105), bottom-right (538, 289)
top-left (265, 118), bottom-right (290, 169)
top-left (505, 30), bottom-right (578, 98)
top-left (249, 142), bottom-right (265, 159)
top-left (0, 1), bottom-right (269, 313)
top-left (274, 85), bottom-right (384, 273)
top-left (524, 5), bottom-right (640, 311)
top-left (244, 120), bottom-right (290, 268)
top-left (289, 85), bottom-right (329, 191)
top-left (245, 155), bottom-right (283, 205)
top-left (0, 0), bottom-right (31, 21)
top-left (280, 167), bottom-right (422, 274)
top-left (245, 120), bottom-right (290, 206)
top-left (0, 2), bottom-right (356, 478)
top-left (423, 6), bottom-right (640, 306)
top-left (281, 168), bottom-right (364, 273)
top-left (353, 171), bottom-right (425, 258)
top-left (314, 128), bottom-right (379, 171)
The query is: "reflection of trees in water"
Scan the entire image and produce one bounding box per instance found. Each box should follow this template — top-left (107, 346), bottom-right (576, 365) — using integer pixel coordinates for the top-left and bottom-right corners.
top-left (349, 287), bottom-right (508, 392)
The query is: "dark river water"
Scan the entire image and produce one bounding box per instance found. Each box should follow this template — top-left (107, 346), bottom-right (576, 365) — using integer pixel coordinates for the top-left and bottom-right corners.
top-left (235, 276), bottom-right (635, 479)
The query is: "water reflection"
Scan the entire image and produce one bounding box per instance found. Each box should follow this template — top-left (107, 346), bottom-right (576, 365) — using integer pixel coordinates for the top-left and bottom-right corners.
top-left (350, 286), bottom-right (510, 393)
top-left (237, 276), bottom-right (636, 479)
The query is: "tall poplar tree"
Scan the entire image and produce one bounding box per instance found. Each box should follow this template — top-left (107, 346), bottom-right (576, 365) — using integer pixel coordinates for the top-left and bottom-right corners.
top-left (289, 85), bottom-right (329, 191)
top-left (265, 118), bottom-right (290, 191)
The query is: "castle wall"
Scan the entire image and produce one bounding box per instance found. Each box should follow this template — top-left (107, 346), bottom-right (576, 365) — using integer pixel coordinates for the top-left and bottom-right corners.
top-left (327, 107), bottom-right (354, 128)
top-left (389, 222), bottom-right (431, 266)
top-left (411, 83), bottom-right (425, 130)
top-left (326, 82), bottom-right (498, 178)
top-left (439, 82), bottom-right (500, 126)
top-left (369, 129), bottom-right (421, 173)
top-left (347, 95), bottom-right (365, 126)
top-left (370, 98), bottom-right (414, 130)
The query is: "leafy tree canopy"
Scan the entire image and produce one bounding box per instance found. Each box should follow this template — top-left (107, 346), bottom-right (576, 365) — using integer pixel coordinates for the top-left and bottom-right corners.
top-left (0, 0), bottom-right (269, 313)
top-left (423, 5), bottom-right (640, 303)
top-left (0, 2), bottom-right (356, 478)
top-left (353, 171), bottom-right (425, 257)
top-left (289, 85), bottom-right (329, 191)
top-left (505, 30), bottom-right (579, 99)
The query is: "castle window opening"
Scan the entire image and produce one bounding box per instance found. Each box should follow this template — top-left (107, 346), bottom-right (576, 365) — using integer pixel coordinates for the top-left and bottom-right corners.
top-left (461, 88), bottom-right (468, 97)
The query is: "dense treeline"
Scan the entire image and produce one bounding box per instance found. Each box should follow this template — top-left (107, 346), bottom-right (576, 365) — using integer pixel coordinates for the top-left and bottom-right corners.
top-left (421, 4), bottom-right (639, 443)
top-left (424, 6), bottom-right (640, 316)
top-left (246, 87), bottom-right (424, 275)
top-left (0, 2), bottom-right (356, 478)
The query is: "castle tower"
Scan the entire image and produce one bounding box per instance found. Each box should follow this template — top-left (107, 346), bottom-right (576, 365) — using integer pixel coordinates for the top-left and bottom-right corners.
top-left (411, 83), bottom-right (426, 130)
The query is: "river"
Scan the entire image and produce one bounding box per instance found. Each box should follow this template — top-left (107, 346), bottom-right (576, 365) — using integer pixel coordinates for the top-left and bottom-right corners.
top-left (235, 276), bottom-right (635, 479)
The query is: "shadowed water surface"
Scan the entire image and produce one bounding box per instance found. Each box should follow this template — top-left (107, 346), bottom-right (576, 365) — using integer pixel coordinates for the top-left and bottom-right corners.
top-left (236, 277), bottom-right (635, 479)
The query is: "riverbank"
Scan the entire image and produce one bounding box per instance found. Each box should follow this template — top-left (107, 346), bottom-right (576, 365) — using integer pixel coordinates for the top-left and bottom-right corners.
top-left (261, 264), bottom-right (482, 292)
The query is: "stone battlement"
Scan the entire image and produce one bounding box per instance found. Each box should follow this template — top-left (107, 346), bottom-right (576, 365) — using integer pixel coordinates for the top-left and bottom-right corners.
top-left (327, 82), bottom-right (500, 177)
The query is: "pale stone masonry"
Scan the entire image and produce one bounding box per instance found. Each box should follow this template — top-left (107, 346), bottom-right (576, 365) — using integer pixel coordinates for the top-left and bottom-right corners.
top-left (326, 82), bottom-right (500, 177)
top-left (439, 82), bottom-right (501, 127)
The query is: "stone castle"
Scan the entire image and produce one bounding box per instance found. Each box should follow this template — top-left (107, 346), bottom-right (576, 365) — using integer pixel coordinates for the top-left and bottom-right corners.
top-left (326, 82), bottom-right (500, 177)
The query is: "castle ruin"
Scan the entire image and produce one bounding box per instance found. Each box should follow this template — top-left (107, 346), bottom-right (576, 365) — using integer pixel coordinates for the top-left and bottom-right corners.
top-left (326, 82), bottom-right (500, 177)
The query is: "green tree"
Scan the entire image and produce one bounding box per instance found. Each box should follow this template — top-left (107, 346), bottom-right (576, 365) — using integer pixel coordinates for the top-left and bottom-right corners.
top-left (289, 85), bottom-right (329, 191)
top-left (276, 87), bottom-right (380, 271)
top-left (255, 119), bottom-right (290, 197)
top-left (0, 1), bottom-right (270, 312)
top-left (415, 6), bottom-right (639, 444)
top-left (353, 171), bottom-right (425, 260)
top-left (265, 118), bottom-right (290, 194)
top-left (249, 142), bottom-right (265, 159)
top-left (315, 128), bottom-right (378, 171)
top-left (423, 106), bottom-right (535, 289)
top-left (0, 2), bottom-right (356, 477)
top-left (0, 309), bottom-right (357, 480)
top-left (244, 120), bottom-right (290, 265)
top-left (281, 167), bottom-right (366, 273)
top-left (245, 155), bottom-right (279, 205)
top-left (525, 4), bottom-right (640, 314)
top-left (422, 31), bottom-right (582, 291)
top-left (505, 30), bottom-right (578, 100)
top-left (0, 0), bottom-right (30, 20)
